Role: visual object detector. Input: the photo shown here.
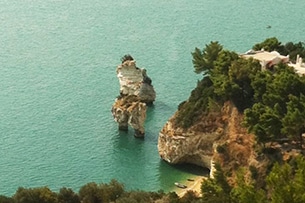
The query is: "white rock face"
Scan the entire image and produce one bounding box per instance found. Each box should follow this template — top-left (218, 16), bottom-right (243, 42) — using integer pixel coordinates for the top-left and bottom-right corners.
top-left (116, 60), bottom-right (156, 104)
top-left (158, 120), bottom-right (219, 169)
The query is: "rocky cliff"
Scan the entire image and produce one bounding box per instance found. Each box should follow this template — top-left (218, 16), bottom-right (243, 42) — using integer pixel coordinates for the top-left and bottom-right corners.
top-left (158, 102), bottom-right (262, 179)
top-left (158, 101), bottom-right (302, 188)
top-left (158, 39), bottom-right (305, 191)
top-left (112, 56), bottom-right (156, 138)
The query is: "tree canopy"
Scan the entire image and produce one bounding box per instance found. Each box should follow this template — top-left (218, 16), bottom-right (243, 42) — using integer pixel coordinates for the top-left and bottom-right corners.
top-left (243, 64), bottom-right (305, 145)
top-left (201, 156), bottom-right (305, 203)
top-left (253, 37), bottom-right (305, 62)
top-left (176, 39), bottom-right (305, 147)
top-left (191, 41), bottom-right (223, 74)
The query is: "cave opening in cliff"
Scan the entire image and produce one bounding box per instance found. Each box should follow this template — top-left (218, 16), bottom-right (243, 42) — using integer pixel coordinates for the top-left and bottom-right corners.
top-left (172, 163), bottom-right (210, 177)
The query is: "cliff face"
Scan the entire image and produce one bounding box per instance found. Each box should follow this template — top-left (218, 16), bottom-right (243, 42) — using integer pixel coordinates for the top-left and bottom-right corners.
top-left (158, 119), bottom-right (221, 169)
top-left (112, 58), bottom-right (156, 138)
top-left (158, 102), bottom-right (260, 178)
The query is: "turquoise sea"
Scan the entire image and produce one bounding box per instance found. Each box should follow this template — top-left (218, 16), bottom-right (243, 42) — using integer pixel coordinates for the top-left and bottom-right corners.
top-left (0, 0), bottom-right (304, 196)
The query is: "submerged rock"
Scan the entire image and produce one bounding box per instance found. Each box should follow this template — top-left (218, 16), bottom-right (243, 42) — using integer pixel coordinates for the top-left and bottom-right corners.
top-left (112, 55), bottom-right (156, 137)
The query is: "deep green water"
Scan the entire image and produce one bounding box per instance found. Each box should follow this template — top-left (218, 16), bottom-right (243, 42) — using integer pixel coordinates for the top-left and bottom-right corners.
top-left (0, 0), bottom-right (304, 196)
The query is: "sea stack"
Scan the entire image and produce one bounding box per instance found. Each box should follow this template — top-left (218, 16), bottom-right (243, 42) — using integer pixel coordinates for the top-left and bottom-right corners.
top-left (111, 55), bottom-right (156, 138)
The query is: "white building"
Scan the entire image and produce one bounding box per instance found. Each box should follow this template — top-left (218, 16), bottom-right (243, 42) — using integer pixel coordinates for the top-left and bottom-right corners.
top-left (241, 50), bottom-right (289, 69)
top-left (288, 55), bottom-right (305, 75)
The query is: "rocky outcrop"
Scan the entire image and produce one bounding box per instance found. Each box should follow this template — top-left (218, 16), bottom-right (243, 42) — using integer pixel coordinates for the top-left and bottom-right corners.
top-left (158, 109), bottom-right (224, 170)
top-left (158, 102), bottom-right (259, 178)
top-left (116, 58), bottom-right (156, 104)
top-left (111, 95), bottom-right (147, 138)
top-left (158, 100), bottom-right (302, 188)
top-left (112, 55), bottom-right (156, 138)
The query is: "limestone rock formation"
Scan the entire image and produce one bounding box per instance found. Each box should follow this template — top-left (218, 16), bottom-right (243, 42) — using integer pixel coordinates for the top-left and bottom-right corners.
top-left (111, 95), bottom-right (146, 138)
top-left (158, 109), bottom-right (224, 170)
top-left (158, 102), bottom-right (258, 178)
top-left (116, 57), bottom-right (156, 104)
top-left (112, 55), bottom-right (156, 137)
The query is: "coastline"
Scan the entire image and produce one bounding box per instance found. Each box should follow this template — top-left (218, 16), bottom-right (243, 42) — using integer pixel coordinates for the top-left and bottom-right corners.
top-left (170, 175), bottom-right (206, 197)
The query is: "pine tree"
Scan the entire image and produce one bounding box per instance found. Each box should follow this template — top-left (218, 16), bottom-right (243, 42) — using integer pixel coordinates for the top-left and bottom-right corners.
top-left (191, 41), bottom-right (223, 75)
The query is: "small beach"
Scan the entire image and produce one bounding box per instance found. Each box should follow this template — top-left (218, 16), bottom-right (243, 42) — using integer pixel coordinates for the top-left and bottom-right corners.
top-left (171, 175), bottom-right (207, 197)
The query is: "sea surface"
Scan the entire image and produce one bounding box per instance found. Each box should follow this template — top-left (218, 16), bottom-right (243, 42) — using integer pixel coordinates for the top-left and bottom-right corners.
top-left (0, 0), bottom-right (304, 196)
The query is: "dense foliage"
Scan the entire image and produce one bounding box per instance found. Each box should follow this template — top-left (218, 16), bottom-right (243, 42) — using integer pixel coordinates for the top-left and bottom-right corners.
top-left (175, 38), bottom-right (305, 148)
top-left (200, 156), bottom-right (305, 203)
top-left (176, 42), bottom-right (261, 128)
top-left (172, 37), bottom-right (305, 202)
top-left (243, 64), bottom-right (305, 145)
top-left (253, 37), bottom-right (305, 62)
top-left (191, 41), bottom-right (223, 75)
top-left (121, 54), bottom-right (134, 63)
top-left (0, 180), bottom-right (171, 203)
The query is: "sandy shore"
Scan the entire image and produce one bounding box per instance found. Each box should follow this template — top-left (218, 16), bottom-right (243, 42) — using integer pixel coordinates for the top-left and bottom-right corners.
top-left (171, 175), bottom-right (206, 197)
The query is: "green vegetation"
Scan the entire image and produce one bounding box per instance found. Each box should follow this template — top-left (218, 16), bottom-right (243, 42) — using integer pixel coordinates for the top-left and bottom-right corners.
top-left (0, 180), bottom-right (170, 203)
top-left (176, 41), bottom-right (261, 128)
top-left (253, 37), bottom-right (305, 62)
top-left (121, 54), bottom-right (134, 63)
top-left (175, 38), bottom-right (305, 148)
top-left (201, 163), bottom-right (232, 203)
top-left (200, 156), bottom-right (305, 203)
top-left (173, 37), bottom-right (305, 202)
top-left (191, 41), bottom-right (223, 75)
top-left (243, 64), bottom-right (305, 145)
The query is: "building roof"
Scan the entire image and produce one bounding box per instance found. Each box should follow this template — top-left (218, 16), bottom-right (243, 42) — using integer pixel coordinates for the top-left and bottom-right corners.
top-left (241, 50), bottom-right (289, 67)
top-left (242, 50), bottom-right (288, 61)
